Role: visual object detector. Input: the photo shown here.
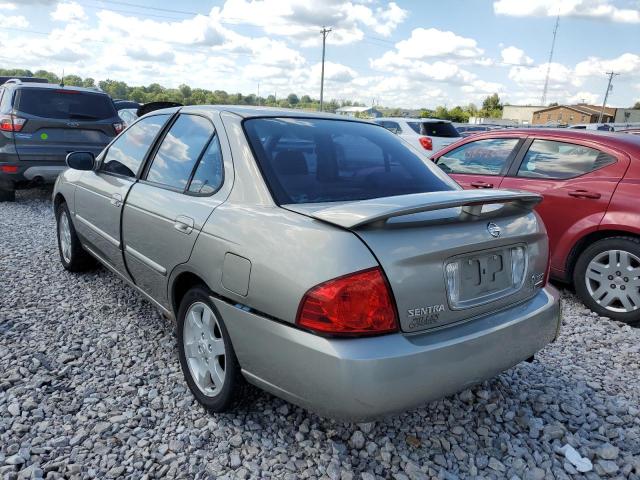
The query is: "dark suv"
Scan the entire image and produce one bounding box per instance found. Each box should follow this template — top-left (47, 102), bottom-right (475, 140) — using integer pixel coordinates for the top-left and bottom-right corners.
top-left (0, 79), bottom-right (123, 201)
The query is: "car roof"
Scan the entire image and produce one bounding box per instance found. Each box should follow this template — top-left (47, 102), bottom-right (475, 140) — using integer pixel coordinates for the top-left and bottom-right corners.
top-left (6, 82), bottom-right (107, 95)
top-left (376, 117), bottom-right (453, 124)
top-left (462, 127), bottom-right (640, 155)
top-left (151, 105), bottom-right (375, 123)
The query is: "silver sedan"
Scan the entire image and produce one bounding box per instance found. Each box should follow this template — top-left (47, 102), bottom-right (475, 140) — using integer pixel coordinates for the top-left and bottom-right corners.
top-left (53, 106), bottom-right (561, 420)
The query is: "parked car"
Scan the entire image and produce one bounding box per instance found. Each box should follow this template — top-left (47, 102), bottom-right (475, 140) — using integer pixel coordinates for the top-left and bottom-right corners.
top-left (454, 124), bottom-right (493, 137)
top-left (374, 117), bottom-right (461, 154)
top-left (618, 128), bottom-right (640, 136)
top-left (0, 79), bottom-right (123, 201)
top-left (432, 129), bottom-right (640, 324)
top-left (54, 106), bottom-right (560, 420)
top-left (118, 108), bottom-right (138, 127)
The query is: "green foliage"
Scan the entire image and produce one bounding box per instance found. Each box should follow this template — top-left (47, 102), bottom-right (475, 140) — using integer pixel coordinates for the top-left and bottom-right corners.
top-left (633, 101), bottom-right (640, 109)
top-left (479, 93), bottom-right (503, 118)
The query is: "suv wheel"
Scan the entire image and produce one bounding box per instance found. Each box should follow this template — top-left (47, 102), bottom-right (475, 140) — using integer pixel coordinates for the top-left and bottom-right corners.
top-left (56, 202), bottom-right (95, 272)
top-left (0, 187), bottom-right (15, 202)
top-left (574, 236), bottom-right (640, 325)
top-left (177, 286), bottom-right (245, 413)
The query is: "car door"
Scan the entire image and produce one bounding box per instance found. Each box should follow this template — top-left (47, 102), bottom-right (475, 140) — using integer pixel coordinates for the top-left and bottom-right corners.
top-left (73, 114), bottom-right (172, 275)
top-left (121, 113), bottom-right (227, 307)
top-left (499, 137), bottom-right (630, 275)
top-left (433, 137), bottom-right (523, 189)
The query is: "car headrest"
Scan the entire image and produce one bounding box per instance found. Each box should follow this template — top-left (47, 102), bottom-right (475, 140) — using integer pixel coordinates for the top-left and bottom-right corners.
top-left (273, 150), bottom-right (308, 175)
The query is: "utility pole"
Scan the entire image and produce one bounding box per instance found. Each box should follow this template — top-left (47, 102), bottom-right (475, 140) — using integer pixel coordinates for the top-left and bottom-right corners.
top-left (319, 26), bottom-right (332, 112)
top-left (541, 15), bottom-right (559, 106)
top-left (598, 72), bottom-right (619, 123)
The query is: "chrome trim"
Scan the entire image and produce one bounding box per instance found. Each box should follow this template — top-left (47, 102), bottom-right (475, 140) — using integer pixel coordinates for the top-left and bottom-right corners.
top-left (125, 245), bottom-right (167, 276)
top-left (75, 214), bottom-right (120, 248)
top-left (83, 245), bottom-right (173, 319)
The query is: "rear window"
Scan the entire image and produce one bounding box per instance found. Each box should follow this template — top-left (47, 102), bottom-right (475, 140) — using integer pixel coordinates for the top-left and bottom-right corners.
top-left (408, 121), bottom-right (460, 138)
top-left (243, 118), bottom-right (454, 205)
top-left (15, 88), bottom-right (116, 120)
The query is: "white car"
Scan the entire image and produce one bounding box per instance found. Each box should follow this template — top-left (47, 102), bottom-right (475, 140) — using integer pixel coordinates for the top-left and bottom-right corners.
top-left (374, 117), bottom-right (461, 155)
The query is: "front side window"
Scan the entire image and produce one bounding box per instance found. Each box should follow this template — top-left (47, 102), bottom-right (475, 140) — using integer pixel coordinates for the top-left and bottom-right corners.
top-left (243, 118), bottom-right (454, 205)
top-left (146, 114), bottom-right (214, 190)
top-left (436, 138), bottom-right (520, 175)
top-left (101, 114), bottom-right (170, 178)
top-left (517, 140), bottom-right (617, 180)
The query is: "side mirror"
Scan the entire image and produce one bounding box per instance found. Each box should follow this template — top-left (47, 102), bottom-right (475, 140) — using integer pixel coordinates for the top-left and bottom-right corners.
top-left (66, 151), bottom-right (95, 171)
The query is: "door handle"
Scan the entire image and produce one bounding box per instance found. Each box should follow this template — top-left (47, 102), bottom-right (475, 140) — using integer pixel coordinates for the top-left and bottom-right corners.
top-left (568, 189), bottom-right (601, 199)
top-left (470, 181), bottom-right (494, 189)
top-left (110, 193), bottom-right (122, 207)
top-left (174, 215), bottom-right (194, 234)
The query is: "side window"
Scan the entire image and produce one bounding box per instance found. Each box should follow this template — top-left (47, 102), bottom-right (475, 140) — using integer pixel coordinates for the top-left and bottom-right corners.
top-left (436, 138), bottom-right (520, 175)
top-left (146, 114), bottom-right (214, 190)
top-left (378, 121), bottom-right (402, 134)
top-left (517, 140), bottom-right (616, 180)
top-left (102, 114), bottom-right (169, 177)
top-left (188, 135), bottom-right (224, 195)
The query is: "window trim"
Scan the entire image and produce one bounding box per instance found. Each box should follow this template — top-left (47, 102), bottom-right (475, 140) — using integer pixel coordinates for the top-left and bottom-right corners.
top-left (509, 137), bottom-right (619, 180)
top-left (98, 112), bottom-right (176, 181)
top-left (435, 137), bottom-right (525, 177)
top-left (138, 112), bottom-right (224, 197)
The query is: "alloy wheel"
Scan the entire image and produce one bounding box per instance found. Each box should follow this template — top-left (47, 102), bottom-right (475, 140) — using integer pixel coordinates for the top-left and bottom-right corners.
top-left (58, 211), bottom-right (72, 264)
top-left (183, 302), bottom-right (227, 397)
top-left (585, 249), bottom-right (640, 313)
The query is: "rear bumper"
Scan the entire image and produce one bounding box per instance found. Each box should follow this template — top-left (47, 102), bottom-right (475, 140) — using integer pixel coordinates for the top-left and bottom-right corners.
top-left (214, 286), bottom-right (561, 421)
top-left (0, 161), bottom-right (67, 186)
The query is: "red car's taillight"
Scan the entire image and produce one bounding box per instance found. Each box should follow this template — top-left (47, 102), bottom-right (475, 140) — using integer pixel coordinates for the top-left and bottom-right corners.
top-left (296, 267), bottom-right (399, 336)
top-left (419, 136), bottom-right (433, 150)
top-left (113, 122), bottom-right (124, 134)
top-left (0, 115), bottom-right (26, 132)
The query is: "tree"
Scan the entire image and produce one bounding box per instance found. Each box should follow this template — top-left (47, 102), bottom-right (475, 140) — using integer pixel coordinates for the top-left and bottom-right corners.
top-left (633, 101), bottom-right (640, 109)
top-left (287, 93), bottom-right (299, 105)
top-left (300, 95), bottom-right (312, 104)
top-left (480, 93), bottom-right (503, 118)
top-left (62, 75), bottom-right (83, 86)
top-left (178, 84), bottom-right (192, 99)
top-left (548, 102), bottom-right (559, 107)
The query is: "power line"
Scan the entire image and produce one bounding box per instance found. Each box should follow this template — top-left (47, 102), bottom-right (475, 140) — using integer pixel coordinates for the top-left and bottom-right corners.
top-left (319, 26), bottom-right (332, 112)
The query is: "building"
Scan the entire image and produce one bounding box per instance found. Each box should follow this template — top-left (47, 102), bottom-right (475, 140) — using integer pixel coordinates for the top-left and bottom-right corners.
top-left (614, 108), bottom-right (640, 124)
top-left (334, 106), bottom-right (382, 118)
top-left (532, 104), bottom-right (616, 126)
top-left (502, 105), bottom-right (545, 125)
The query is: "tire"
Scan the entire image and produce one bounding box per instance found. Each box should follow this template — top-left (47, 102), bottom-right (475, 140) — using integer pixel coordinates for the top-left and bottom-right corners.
top-left (0, 187), bottom-right (15, 202)
top-left (573, 236), bottom-right (640, 325)
top-left (55, 202), bottom-right (95, 272)
top-left (177, 286), bottom-right (245, 413)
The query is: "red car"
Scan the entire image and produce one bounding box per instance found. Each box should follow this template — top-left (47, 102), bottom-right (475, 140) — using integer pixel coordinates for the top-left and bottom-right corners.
top-left (432, 129), bottom-right (640, 324)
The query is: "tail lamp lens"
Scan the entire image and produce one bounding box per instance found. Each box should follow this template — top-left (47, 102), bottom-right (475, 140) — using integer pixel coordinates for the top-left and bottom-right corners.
top-left (511, 246), bottom-right (526, 288)
top-left (0, 115), bottom-right (25, 132)
top-left (419, 136), bottom-right (433, 150)
top-left (0, 165), bottom-right (18, 173)
top-left (296, 267), bottom-right (398, 336)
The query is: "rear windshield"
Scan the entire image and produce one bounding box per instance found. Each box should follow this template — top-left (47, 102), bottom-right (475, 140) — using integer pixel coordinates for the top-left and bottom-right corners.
top-left (407, 121), bottom-right (460, 138)
top-left (15, 88), bottom-right (116, 120)
top-left (243, 118), bottom-right (454, 205)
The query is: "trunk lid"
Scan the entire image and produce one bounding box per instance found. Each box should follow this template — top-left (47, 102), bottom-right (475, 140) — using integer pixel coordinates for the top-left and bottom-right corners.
top-left (285, 190), bottom-right (549, 333)
top-left (12, 88), bottom-right (117, 162)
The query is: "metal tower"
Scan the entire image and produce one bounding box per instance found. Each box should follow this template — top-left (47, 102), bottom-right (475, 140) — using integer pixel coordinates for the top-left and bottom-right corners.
top-left (541, 15), bottom-right (560, 106)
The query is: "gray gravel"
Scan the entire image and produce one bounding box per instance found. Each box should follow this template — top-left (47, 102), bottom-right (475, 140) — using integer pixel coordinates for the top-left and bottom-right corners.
top-left (1, 187), bottom-right (640, 480)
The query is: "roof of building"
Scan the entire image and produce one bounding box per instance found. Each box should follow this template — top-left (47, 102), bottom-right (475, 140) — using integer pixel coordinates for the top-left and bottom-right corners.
top-left (533, 104), bottom-right (616, 117)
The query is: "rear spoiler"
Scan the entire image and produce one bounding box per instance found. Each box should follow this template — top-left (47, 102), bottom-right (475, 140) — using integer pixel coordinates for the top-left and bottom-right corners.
top-left (284, 190), bottom-right (542, 229)
top-left (137, 101), bottom-right (183, 117)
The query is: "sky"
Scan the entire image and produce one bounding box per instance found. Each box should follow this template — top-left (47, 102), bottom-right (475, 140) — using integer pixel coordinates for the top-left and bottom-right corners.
top-left (0, 0), bottom-right (638, 109)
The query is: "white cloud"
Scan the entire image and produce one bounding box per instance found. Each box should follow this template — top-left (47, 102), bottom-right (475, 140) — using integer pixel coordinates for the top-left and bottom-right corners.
top-left (219, 0), bottom-right (407, 46)
top-left (509, 62), bottom-right (581, 88)
top-left (0, 12), bottom-right (28, 27)
top-left (0, 2), bottom-right (17, 10)
top-left (574, 53), bottom-right (640, 77)
top-left (51, 2), bottom-right (87, 22)
top-left (389, 28), bottom-right (483, 60)
top-left (501, 46), bottom-right (533, 66)
top-left (567, 91), bottom-right (600, 104)
top-left (494, 0), bottom-right (640, 23)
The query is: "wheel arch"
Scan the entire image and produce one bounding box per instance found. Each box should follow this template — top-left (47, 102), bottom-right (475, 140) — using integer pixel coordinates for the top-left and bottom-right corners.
top-left (170, 270), bottom-right (211, 317)
top-left (53, 192), bottom-right (67, 212)
top-left (566, 229), bottom-right (640, 280)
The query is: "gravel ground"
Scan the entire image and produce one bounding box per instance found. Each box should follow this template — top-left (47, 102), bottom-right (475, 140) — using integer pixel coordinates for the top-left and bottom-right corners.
top-left (1, 187), bottom-right (640, 480)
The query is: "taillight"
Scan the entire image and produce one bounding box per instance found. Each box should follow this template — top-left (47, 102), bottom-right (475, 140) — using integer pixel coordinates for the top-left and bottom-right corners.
top-left (296, 267), bottom-right (399, 336)
top-left (113, 122), bottom-right (124, 134)
top-left (419, 136), bottom-right (433, 150)
top-left (0, 165), bottom-right (18, 173)
top-left (0, 115), bottom-right (26, 132)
